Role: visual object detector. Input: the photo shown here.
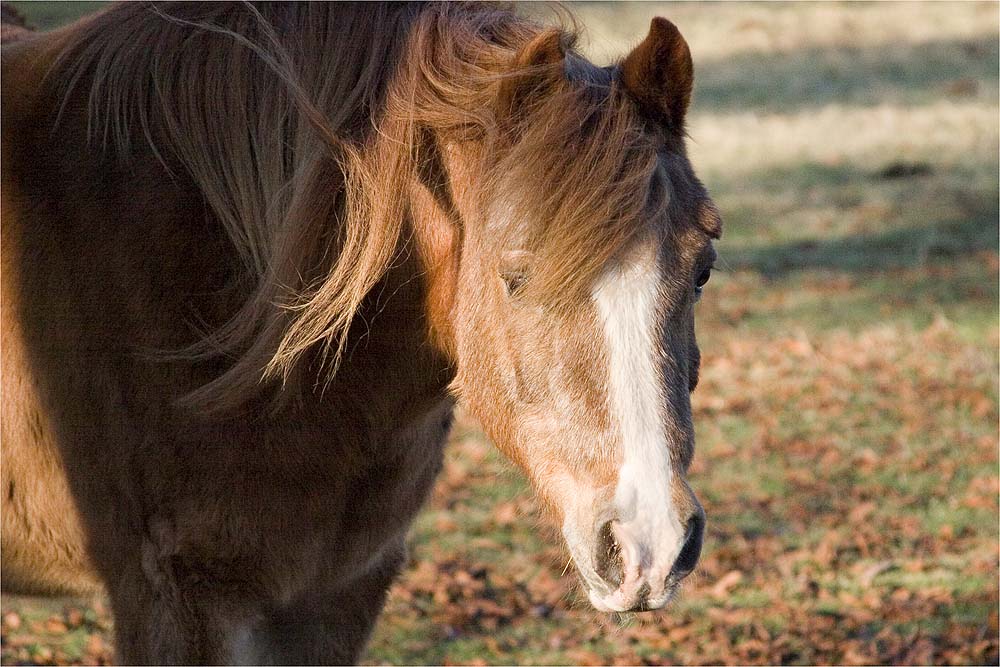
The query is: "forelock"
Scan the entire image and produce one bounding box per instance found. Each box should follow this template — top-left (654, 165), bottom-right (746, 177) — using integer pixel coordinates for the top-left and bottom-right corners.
top-left (481, 56), bottom-right (665, 310)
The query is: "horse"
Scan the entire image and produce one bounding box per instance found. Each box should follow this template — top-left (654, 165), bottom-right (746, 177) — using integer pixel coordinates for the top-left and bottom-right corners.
top-left (1, 2), bottom-right (722, 663)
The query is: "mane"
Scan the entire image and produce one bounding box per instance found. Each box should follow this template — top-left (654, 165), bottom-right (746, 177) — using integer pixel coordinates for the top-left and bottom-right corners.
top-left (52, 1), bottom-right (661, 412)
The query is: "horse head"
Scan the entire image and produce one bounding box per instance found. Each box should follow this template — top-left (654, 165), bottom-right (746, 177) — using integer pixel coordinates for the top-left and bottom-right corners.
top-left (413, 15), bottom-right (722, 612)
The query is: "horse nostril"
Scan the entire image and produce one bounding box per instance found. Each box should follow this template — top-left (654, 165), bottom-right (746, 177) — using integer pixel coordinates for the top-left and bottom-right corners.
top-left (670, 507), bottom-right (705, 581)
top-left (594, 520), bottom-right (623, 588)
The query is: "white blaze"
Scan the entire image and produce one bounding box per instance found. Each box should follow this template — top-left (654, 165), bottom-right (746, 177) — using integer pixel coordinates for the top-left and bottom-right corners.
top-left (592, 245), bottom-right (685, 603)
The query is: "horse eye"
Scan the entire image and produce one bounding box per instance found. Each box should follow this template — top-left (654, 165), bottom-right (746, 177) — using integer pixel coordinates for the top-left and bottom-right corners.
top-left (501, 271), bottom-right (527, 296)
top-left (694, 267), bottom-right (711, 302)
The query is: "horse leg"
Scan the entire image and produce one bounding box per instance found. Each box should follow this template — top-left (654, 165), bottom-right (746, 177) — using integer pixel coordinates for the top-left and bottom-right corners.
top-left (255, 542), bottom-right (406, 665)
top-left (246, 405), bottom-right (452, 664)
top-left (108, 566), bottom-right (271, 665)
top-left (104, 562), bottom-right (211, 664)
top-left (100, 528), bottom-right (264, 665)
top-left (107, 529), bottom-right (405, 664)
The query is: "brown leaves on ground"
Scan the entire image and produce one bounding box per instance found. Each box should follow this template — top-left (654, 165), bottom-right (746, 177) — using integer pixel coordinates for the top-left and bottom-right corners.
top-left (1, 603), bottom-right (112, 666)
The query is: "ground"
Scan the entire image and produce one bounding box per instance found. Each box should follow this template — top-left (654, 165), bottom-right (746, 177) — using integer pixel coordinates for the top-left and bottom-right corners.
top-left (2, 2), bottom-right (997, 665)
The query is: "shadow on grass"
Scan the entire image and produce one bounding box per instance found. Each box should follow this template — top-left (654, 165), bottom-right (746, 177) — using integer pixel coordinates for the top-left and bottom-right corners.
top-left (728, 267), bottom-right (997, 340)
top-left (727, 213), bottom-right (998, 278)
top-left (705, 156), bottom-right (999, 276)
top-left (698, 158), bottom-right (998, 338)
top-left (694, 35), bottom-right (999, 114)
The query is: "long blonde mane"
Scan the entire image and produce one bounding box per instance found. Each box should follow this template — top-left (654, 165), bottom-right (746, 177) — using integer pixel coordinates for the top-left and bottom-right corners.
top-left (53, 1), bottom-right (661, 411)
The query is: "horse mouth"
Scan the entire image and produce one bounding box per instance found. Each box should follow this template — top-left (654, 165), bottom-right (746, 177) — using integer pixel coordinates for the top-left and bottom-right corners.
top-left (586, 577), bottom-right (681, 613)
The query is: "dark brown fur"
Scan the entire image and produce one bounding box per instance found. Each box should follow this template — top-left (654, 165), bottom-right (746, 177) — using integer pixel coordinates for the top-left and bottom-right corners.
top-left (1, 2), bottom-right (719, 661)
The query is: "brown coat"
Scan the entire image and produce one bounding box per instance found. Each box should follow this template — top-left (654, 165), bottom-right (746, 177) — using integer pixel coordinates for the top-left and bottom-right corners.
top-left (2, 2), bottom-right (719, 662)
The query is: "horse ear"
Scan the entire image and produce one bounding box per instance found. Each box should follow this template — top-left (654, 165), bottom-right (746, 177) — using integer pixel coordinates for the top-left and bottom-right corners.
top-left (496, 29), bottom-right (567, 120)
top-left (620, 17), bottom-right (693, 132)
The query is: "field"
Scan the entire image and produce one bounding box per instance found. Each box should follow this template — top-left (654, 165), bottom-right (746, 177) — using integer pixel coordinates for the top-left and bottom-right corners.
top-left (2, 2), bottom-right (998, 665)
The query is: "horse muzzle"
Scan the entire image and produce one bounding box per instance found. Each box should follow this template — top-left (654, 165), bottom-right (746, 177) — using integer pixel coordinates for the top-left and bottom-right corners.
top-left (567, 494), bottom-right (705, 612)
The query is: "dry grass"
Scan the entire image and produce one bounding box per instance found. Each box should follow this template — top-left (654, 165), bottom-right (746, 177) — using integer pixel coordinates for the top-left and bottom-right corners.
top-left (567, 2), bottom-right (998, 63)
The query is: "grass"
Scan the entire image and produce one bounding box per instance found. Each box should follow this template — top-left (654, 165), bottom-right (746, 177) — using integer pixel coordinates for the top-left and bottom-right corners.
top-left (2, 1), bottom-right (998, 665)
top-left (5, 2), bottom-right (102, 29)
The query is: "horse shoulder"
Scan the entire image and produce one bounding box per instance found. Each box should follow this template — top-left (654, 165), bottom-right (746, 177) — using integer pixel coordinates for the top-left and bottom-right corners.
top-left (1, 140), bottom-right (101, 597)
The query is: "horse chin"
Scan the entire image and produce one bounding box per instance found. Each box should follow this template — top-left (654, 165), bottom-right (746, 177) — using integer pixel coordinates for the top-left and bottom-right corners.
top-left (586, 579), bottom-right (679, 613)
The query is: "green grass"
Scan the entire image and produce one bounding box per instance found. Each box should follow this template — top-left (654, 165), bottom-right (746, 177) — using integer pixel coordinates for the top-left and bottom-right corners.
top-left (6, 1), bottom-right (104, 29)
